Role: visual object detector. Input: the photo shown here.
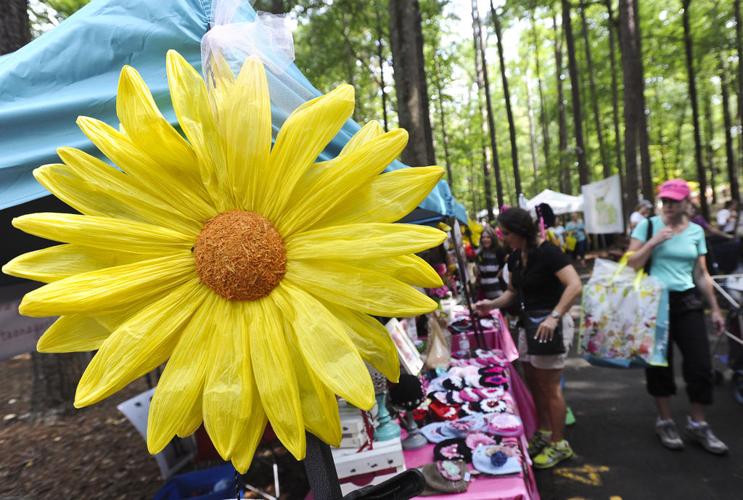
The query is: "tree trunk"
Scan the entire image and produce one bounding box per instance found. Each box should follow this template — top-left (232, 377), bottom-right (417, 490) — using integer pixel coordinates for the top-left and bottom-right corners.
top-left (681, 0), bottom-right (709, 218)
top-left (606, 0), bottom-right (624, 179)
top-left (562, 0), bottom-right (589, 187)
top-left (580, 0), bottom-right (610, 178)
top-left (703, 88), bottom-right (717, 204)
top-left (721, 59), bottom-right (740, 202)
top-left (472, 0), bottom-right (503, 212)
top-left (432, 55), bottom-right (453, 186)
top-left (634, 0), bottom-right (653, 201)
top-left (734, 0), bottom-right (743, 185)
top-left (31, 352), bottom-right (88, 417)
top-left (532, 10), bottom-right (551, 184)
top-left (526, 78), bottom-right (540, 193)
top-left (388, 0), bottom-right (436, 166)
top-left (0, 0), bottom-right (30, 55)
top-left (489, 2), bottom-right (521, 196)
top-left (375, 2), bottom-right (389, 132)
top-left (554, 13), bottom-right (571, 194)
top-left (619, 0), bottom-right (647, 215)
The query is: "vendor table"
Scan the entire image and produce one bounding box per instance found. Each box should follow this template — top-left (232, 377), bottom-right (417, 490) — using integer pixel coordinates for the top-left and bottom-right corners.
top-left (403, 310), bottom-right (540, 499)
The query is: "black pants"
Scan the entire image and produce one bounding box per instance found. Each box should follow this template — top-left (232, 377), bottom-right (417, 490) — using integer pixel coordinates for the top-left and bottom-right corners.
top-left (645, 290), bottom-right (714, 405)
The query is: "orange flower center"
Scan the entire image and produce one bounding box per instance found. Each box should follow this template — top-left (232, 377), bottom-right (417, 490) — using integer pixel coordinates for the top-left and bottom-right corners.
top-left (194, 210), bottom-right (286, 301)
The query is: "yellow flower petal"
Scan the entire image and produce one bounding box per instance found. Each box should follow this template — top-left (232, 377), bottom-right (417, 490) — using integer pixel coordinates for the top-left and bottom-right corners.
top-left (2, 244), bottom-right (142, 283)
top-left (339, 120), bottom-right (385, 156)
top-left (74, 279), bottom-right (207, 407)
top-left (281, 314), bottom-right (342, 446)
top-left (76, 116), bottom-right (217, 222)
top-left (37, 315), bottom-right (111, 353)
top-left (202, 300), bottom-right (250, 458)
top-left (250, 296), bottom-right (305, 460)
top-left (286, 223), bottom-right (446, 261)
top-left (276, 283), bottom-right (374, 411)
top-left (203, 299), bottom-right (267, 471)
top-left (263, 84), bottom-right (355, 220)
top-left (357, 255), bottom-right (443, 288)
top-left (57, 147), bottom-right (202, 235)
top-left (176, 392), bottom-right (203, 438)
top-left (314, 166), bottom-right (445, 228)
top-left (277, 129), bottom-right (408, 236)
top-left (286, 260), bottom-right (437, 317)
top-left (19, 253), bottom-right (194, 317)
top-left (117, 65), bottom-right (198, 178)
top-left (216, 57), bottom-right (272, 212)
top-left (166, 50), bottom-right (228, 211)
top-left (34, 164), bottom-right (144, 221)
top-left (322, 301), bottom-right (400, 383)
top-left (147, 293), bottom-right (216, 455)
top-left (12, 213), bottom-right (193, 255)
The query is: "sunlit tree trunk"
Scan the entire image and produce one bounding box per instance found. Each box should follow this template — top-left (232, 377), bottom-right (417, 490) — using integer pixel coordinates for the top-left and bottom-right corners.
top-left (619, 0), bottom-right (648, 215)
top-left (554, 13), bottom-right (571, 194)
top-left (580, 0), bottom-right (609, 178)
top-left (681, 0), bottom-right (709, 218)
top-left (606, 0), bottom-right (624, 179)
top-left (562, 0), bottom-right (590, 187)
top-left (432, 54), bottom-right (453, 186)
top-left (531, 10), bottom-right (551, 186)
top-left (374, 1), bottom-right (389, 131)
top-left (489, 1), bottom-right (521, 196)
top-left (472, 0), bottom-right (503, 213)
top-left (734, 0), bottom-right (743, 182)
top-left (388, 0), bottom-right (436, 166)
top-left (721, 59), bottom-right (740, 202)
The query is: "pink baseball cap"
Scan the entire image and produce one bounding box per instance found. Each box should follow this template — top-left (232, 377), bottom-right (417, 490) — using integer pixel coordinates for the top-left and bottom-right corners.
top-left (657, 179), bottom-right (690, 201)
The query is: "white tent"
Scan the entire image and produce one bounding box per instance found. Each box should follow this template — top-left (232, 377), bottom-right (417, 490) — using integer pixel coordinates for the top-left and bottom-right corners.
top-left (526, 189), bottom-right (584, 215)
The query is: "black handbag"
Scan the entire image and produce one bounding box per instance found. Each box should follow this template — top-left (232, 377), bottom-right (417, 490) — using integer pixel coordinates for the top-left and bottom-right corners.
top-left (522, 309), bottom-right (566, 355)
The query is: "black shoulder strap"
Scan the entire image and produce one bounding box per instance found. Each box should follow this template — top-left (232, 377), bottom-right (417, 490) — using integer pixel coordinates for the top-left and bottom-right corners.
top-left (644, 218), bottom-right (653, 274)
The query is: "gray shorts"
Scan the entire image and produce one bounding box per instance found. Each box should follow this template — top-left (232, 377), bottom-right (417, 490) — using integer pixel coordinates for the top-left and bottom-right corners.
top-left (517, 315), bottom-right (575, 370)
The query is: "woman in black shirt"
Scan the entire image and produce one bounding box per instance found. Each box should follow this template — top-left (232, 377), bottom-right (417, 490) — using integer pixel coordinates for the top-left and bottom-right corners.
top-left (476, 208), bottom-right (582, 469)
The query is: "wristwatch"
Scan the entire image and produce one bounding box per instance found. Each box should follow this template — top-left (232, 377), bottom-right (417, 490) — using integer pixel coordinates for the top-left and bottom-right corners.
top-left (550, 310), bottom-right (561, 320)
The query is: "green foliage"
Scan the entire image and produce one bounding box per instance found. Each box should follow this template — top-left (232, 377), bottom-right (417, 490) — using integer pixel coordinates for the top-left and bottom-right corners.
top-left (42, 0), bottom-right (91, 18)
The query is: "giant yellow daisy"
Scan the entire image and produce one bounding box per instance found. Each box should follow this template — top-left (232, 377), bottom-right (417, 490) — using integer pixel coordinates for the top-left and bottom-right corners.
top-left (2, 51), bottom-right (446, 472)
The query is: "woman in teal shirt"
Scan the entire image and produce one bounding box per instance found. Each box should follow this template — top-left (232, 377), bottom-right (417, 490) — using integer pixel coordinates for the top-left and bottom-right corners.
top-left (628, 179), bottom-right (727, 455)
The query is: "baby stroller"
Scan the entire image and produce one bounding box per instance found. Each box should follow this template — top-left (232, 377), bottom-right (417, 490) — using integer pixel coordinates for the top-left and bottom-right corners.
top-left (709, 275), bottom-right (743, 405)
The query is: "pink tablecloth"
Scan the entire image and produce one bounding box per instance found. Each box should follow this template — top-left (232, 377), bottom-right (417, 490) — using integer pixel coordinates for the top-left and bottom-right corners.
top-left (404, 312), bottom-right (540, 499)
top-left (404, 436), bottom-right (537, 500)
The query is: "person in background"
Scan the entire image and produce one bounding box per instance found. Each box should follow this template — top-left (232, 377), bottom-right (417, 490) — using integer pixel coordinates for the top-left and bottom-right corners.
top-left (476, 208), bottom-right (582, 469)
top-left (565, 213), bottom-right (587, 265)
top-left (629, 200), bottom-right (653, 232)
top-left (552, 216), bottom-right (566, 248)
top-left (627, 179), bottom-right (728, 455)
top-left (476, 227), bottom-right (506, 300)
top-left (689, 204), bottom-right (731, 240)
top-left (716, 199), bottom-right (738, 236)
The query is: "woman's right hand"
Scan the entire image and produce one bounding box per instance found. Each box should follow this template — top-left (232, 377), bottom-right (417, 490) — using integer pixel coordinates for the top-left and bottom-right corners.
top-left (649, 227), bottom-right (673, 246)
top-left (475, 299), bottom-right (494, 315)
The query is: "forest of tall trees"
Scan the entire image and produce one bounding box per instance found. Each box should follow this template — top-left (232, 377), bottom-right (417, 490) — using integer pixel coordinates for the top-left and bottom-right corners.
top-left (293, 0), bottom-right (743, 220)
top-left (5, 0), bottom-right (743, 219)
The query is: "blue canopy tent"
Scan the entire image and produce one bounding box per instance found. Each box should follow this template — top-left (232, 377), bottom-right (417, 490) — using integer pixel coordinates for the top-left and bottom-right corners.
top-left (0, 0), bottom-right (466, 222)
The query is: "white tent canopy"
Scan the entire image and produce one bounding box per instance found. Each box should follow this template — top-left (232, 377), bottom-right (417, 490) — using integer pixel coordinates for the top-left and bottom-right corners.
top-left (525, 189), bottom-right (584, 215)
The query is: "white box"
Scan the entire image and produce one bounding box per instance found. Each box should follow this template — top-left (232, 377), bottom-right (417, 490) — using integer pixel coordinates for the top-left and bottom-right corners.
top-left (332, 437), bottom-right (406, 495)
top-left (340, 429), bottom-right (369, 449)
top-left (339, 408), bottom-right (366, 435)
